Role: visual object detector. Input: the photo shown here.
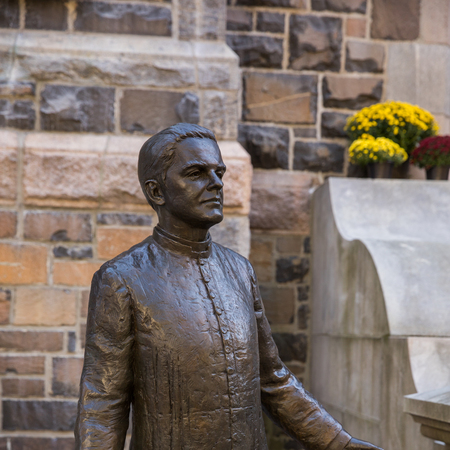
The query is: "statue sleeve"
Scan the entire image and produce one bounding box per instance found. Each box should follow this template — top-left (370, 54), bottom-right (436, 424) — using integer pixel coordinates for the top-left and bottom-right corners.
top-left (75, 266), bottom-right (134, 450)
top-left (251, 268), bottom-right (352, 450)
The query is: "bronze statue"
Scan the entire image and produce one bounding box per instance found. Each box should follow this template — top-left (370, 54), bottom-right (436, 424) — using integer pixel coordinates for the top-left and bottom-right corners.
top-left (75, 124), bottom-right (382, 450)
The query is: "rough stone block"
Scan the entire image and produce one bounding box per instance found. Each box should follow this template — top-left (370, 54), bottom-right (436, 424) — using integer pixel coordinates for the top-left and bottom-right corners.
top-left (2, 379), bottom-right (45, 398)
top-left (0, 210), bottom-right (17, 238)
top-left (276, 235), bottom-right (303, 254)
top-left (209, 215), bottom-right (250, 257)
top-left (23, 150), bottom-right (102, 208)
top-left (272, 333), bottom-right (307, 363)
top-left (68, 331), bottom-right (76, 353)
top-left (243, 72), bottom-right (317, 124)
top-left (198, 0), bottom-right (226, 40)
top-left (75, 2), bottom-right (171, 36)
top-left (0, 136), bottom-right (18, 204)
top-left (297, 304), bottom-right (310, 330)
top-left (250, 170), bottom-right (318, 233)
top-left (40, 85), bottom-right (115, 133)
top-left (312, 0), bottom-right (366, 13)
top-left (202, 91), bottom-right (238, 140)
top-left (9, 437), bottom-right (74, 450)
top-left (0, 356), bottom-right (45, 375)
top-left (256, 12), bottom-right (285, 33)
top-left (0, 288), bottom-right (10, 324)
top-left (303, 236), bottom-right (311, 254)
top-left (14, 288), bottom-right (77, 326)
top-left (260, 286), bottom-right (295, 324)
top-left (236, 0), bottom-right (306, 7)
top-left (3, 400), bottom-right (77, 431)
top-left (294, 127), bottom-right (317, 138)
top-left (52, 357), bottom-right (83, 397)
top-left (53, 261), bottom-right (102, 286)
top-left (226, 35), bottom-right (283, 68)
top-left (297, 285), bottom-right (309, 301)
top-left (289, 15), bottom-right (342, 72)
top-left (0, 100), bottom-right (35, 130)
top-left (322, 75), bottom-right (382, 109)
top-left (249, 238), bottom-right (273, 283)
top-left (0, 82), bottom-right (35, 96)
top-left (198, 62), bottom-right (239, 90)
top-left (0, 243), bottom-right (47, 285)
top-left (81, 290), bottom-right (89, 318)
top-left (0, 331), bottom-right (63, 352)
top-left (226, 9), bottom-right (252, 31)
top-left (371, 0), bottom-right (420, 40)
top-left (346, 41), bottom-right (385, 73)
top-left (420, 0), bottom-right (450, 45)
top-left (97, 213), bottom-right (153, 226)
top-left (25, 0), bottom-right (67, 31)
top-left (276, 256), bottom-right (309, 283)
top-left (0, 0), bottom-right (19, 28)
top-left (24, 211), bottom-right (92, 242)
top-left (53, 245), bottom-right (93, 259)
top-left (346, 17), bottom-right (366, 38)
top-left (97, 227), bottom-right (150, 260)
top-left (121, 89), bottom-right (191, 134)
top-left (238, 124), bottom-right (289, 169)
top-left (321, 112), bottom-right (351, 138)
top-left (294, 141), bottom-right (345, 172)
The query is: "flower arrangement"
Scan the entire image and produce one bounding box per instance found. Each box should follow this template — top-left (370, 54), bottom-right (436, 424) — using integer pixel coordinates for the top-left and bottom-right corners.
top-left (345, 101), bottom-right (439, 154)
top-left (410, 136), bottom-right (450, 168)
top-left (348, 135), bottom-right (408, 166)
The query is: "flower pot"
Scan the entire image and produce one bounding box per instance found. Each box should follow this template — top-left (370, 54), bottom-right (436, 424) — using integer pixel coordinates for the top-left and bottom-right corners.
top-left (426, 166), bottom-right (450, 180)
top-left (367, 162), bottom-right (394, 179)
top-left (392, 158), bottom-right (410, 179)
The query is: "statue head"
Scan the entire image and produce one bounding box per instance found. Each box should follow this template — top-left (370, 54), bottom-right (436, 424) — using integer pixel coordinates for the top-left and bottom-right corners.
top-left (138, 123), bottom-right (226, 231)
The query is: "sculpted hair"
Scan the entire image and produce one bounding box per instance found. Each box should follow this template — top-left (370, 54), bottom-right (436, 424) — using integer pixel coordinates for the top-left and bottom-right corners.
top-left (138, 123), bottom-right (217, 208)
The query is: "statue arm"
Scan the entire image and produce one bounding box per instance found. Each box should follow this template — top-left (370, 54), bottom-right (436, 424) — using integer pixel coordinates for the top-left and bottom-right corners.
top-left (251, 269), bottom-right (352, 450)
top-left (75, 266), bottom-right (134, 450)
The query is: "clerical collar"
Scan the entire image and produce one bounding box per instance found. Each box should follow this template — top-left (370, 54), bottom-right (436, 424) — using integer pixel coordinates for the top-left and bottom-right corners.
top-left (153, 225), bottom-right (212, 258)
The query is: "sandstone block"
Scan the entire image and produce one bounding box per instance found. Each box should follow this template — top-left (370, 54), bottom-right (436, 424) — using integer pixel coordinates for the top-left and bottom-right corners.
top-left (276, 256), bottom-right (309, 283)
top-left (238, 124), bottom-right (289, 169)
top-left (260, 286), bottom-right (295, 325)
top-left (0, 0), bottom-right (19, 28)
top-left (243, 72), bottom-right (317, 124)
top-left (52, 357), bottom-right (83, 397)
top-left (312, 0), bottom-right (366, 13)
top-left (9, 437), bottom-right (74, 450)
top-left (80, 290), bottom-right (89, 318)
top-left (40, 85), bottom-right (115, 133)
top-left (101, 154), bottom-right (147, 207)
top-left (202, 91), bottom-right (238, 140)
top-left (121, 89), bottom-right (188, 134)
top-left (273, 333), bottom-right (307, 363)
top-left (294, 141), bottom-right (345, 172)
top-left (23, 150), bottom-right (101, 208)
top-left (198, 0), bottom-right (226, 40)
top-left (346, 41), bottom-right (385, 73)
top-left (226, 35), bottom-right (283, 68)
top-left (322, 76), bottom-right (382, 109)
top-left (226, 9), bottom-right (252, 31)
top-left (289, 15), bottom-right (342, 72)
top-left (24, 211), bottom-right (92, 242)
top-left (256, 12), bottom-right (285, 33)
top-left (0, 100), bottom-right (36, 129)
top-left (236, 0), bottom-right (306, 7)
top-left (0, 356), bottom-right (45, 375)
top-left (0, 243), bottom-right (47, 284)
top-left (2, 379), bottom-right (45, 398)
top-left (80, 323), bottom-right (86, 349)
top-left (0, 210), bottom-right (17, 237)
top-left (346, 17), bottom-right (366, 38)
top-left (75, 2), bottom-right (171, 36)
top-left (25, 0), bottom-right (67, 31)
top-left (97, 213), bottom-right (153, 227)
top-left (0, 331), bottom-right (63, 352)
top-left (198, 62), bottom-right (239, 90)
top-left (250, 170), bottom-right (318, 233)
top-left (97, 227), bottom-right (150, 260)
top-left (249, 238), bottom-right (273, 282)
top-left (420, 0), bottom-right (450, 45)
top-left (371, 0), bottom-right (420, 40)
top-left (294, 127), bottom-right (317, 138)
top-left (3, 400), bottom-right (77, 430)
top-left (321, 112), bottom-right (351, 138)
top-left (0, 298), bottom-right (10, 325)
top-left (175, 92), bottom-right (200, 124)
top-left (14, 288), bottom-right (77, 326)
top-left (53, 261), bottom-right (102, 286)
top-left (209, 215), bottom-right (250, 257)
top-left (53, 245), bottom-right (93, 259)
top-left (276, 235), bottom-right (303, 254)
top-left (68, 331), bottom-right (76, 353)
top-left (0, 82), bottom-right (35, 97)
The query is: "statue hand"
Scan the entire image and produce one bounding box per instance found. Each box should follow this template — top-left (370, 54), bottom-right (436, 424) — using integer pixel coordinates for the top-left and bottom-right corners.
top-left (345, 437), bottom-right (383, 450)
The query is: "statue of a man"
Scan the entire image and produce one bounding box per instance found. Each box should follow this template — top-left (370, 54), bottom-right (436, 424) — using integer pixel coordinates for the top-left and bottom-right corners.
top-left (75, 123), bottom-right (382, 450)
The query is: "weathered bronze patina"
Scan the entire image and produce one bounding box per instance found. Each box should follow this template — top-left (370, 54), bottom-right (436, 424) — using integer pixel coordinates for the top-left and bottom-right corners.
top-left (75, 124), bottom-right (383, 450)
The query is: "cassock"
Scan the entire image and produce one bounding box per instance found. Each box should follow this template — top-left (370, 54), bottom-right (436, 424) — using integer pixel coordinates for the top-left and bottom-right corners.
top-left (75, 225), bottom-right (351, 450)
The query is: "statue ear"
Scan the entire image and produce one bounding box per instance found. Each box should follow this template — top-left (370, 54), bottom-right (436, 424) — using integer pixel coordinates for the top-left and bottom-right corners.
top-left (145, 180), bottom-right (165, 206)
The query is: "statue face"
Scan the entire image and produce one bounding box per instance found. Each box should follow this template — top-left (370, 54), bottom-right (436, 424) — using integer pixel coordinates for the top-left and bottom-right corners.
top-left (160, 137), bottom-right (226, 229)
